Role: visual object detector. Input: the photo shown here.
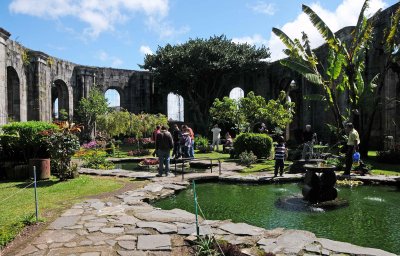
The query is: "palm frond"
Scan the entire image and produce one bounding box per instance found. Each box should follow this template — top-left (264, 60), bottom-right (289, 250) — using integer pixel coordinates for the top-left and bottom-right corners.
top-left (272, 28), bottom-right (296, 50)
top-left (280, 58), bottom-right (315, 76)
top-left (302, 4), bottom-right (339, 50)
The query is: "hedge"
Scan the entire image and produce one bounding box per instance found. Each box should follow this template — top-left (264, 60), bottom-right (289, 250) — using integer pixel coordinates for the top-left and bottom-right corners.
top-left (233, 133), bottom-right (273, 158)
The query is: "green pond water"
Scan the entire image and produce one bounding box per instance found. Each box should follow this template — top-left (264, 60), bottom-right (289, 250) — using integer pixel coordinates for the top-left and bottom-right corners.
top-left (153, 182), bottom-right (400, 254)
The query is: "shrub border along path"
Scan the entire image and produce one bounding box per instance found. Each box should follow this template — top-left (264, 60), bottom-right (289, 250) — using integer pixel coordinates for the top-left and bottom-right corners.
top-left (10, 165), bottom-right (399, 256)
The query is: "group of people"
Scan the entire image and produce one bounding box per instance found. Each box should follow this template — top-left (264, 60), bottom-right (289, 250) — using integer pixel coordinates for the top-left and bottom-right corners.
top-left (152, 124), bottom-right (195, 177)
top-left (299, 123), bottom-right (360, 175)
top-left (151, 121), bottom-right (360, 178)
top-left (274, 122), bottom-right (360, 177)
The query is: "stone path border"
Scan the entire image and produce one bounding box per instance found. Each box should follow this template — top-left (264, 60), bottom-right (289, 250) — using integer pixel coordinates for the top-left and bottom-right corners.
top-left (11, 162), bottom-right (399, 256)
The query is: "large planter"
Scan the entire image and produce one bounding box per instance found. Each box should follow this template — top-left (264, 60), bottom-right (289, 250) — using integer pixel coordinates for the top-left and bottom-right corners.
top-left (29, 158), bottom-right (51, 180)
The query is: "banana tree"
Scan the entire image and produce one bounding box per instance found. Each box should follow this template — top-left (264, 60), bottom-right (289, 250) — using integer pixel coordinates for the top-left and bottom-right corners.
top-left (301, 0), bottom-right (381, 130)
top-left (271, 28), bottom-right (345, 130)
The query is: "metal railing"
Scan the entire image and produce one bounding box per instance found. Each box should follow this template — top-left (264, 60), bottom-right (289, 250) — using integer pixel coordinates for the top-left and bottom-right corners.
top-left (172, 157), bottom-right (222, 180)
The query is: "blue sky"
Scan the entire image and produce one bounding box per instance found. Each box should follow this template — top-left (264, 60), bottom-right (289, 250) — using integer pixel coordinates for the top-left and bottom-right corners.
top-left (0, 0), bottom-right (398, 71)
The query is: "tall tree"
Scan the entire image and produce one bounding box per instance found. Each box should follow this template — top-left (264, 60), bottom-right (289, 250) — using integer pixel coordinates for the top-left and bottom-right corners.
top-left (141, 35), bottom-right (270, 133)
top-left (76, 88), bottom-right (109, 140)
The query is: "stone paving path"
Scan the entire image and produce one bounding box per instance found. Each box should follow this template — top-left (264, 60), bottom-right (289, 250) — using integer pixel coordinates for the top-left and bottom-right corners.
top-left (10, 163), bottom-right (399, 256)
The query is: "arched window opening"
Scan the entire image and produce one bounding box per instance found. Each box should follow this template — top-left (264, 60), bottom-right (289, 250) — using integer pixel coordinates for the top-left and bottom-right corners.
top-left (168, 93), bottom-right (184, 122)
top-left (52, 79), bottom-right (69, 121)
top-left (7, 67), bottom-right (20, 121)
top-left (105, 89), bottom-right (120, 109)
top-left (229, 87), bottom-right (244, 101)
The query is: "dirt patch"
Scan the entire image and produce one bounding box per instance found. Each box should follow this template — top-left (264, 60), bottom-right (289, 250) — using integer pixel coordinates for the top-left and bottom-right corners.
top-left (1, 177), bottom-right (148, 255)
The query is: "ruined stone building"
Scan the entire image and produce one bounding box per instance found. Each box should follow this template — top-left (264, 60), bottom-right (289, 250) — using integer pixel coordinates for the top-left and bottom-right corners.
top-left (0, 3), bottom-right (399, 148)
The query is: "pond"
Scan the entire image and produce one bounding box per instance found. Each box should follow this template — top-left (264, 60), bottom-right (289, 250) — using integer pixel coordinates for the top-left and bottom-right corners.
top-left (153, 182), bottom-right (400, 254)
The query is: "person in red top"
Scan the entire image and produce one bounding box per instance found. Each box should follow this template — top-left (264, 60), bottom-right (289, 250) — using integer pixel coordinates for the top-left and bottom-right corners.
top-left (151, 125), bottom-right (161, 142)
top-left (182, 125), bottom-right (195, 158)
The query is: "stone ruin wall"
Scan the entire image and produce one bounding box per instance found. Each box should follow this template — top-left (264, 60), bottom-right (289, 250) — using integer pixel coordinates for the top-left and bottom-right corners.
top-left (0, 2), bottom-right (399, 148)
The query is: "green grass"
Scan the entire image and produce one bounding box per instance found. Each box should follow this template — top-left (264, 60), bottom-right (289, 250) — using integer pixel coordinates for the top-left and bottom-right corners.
top-left (365, 151), bottom-right (400, 176)
top-left (0, 175), bottom-right (124, 248)
top-left (194, 149), bottom-right (231, 160)
top-left (240, 159), bottom-right (293, 174)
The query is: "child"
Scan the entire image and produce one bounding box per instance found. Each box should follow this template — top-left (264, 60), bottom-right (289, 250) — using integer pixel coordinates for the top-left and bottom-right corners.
top-left (274, 136), bottom-right (287, 177)
top-left (180, 129), bottom-right (192, 158)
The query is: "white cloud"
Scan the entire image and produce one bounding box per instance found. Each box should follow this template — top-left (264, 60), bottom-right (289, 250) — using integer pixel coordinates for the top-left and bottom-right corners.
top-left (139, 45), bottom-right (153, 55)
top-left (95, 50), bottom-right (123, 67)
top-left (247, 1), bottom-right (276, 15)
top-left (9, 0), bottom-right (174, 39)
top-left (146, 17), bottom-right (190, 39)
top-left (232, 34), bottom-right (268, 45)
top-left (267, 0), bottom-right (388, 61)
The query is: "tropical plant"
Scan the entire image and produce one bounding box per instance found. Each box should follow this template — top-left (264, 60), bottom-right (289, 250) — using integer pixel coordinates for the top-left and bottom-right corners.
top-left (272, 0), bottom-right (393, 153)
top-left (44, 132), bottom-right (80, 180)
top-left (142, 35), bottom-right (270, 133)
top-left (41, 121), bottom-right (81, 180)
top-left (195, 136), bottom-right (211, 153)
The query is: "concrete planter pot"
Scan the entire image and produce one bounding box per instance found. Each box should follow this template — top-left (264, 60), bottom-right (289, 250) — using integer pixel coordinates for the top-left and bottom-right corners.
top-left (29, 158), bottom-right (51, 180)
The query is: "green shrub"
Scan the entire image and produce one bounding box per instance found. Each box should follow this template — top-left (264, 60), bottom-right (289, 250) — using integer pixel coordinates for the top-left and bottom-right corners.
top-left (45, 132), bottom-right (80, 180)
top-left (233, 133), bottom-right (272, 158)
top-left (195, 136), bottom-right (211, 153)
top-left (0, 121), bottom-right (58, 162)
top-left (81, 149), bottom-right (115, 169)
top-left (238, 151), bottom-right (258, 166)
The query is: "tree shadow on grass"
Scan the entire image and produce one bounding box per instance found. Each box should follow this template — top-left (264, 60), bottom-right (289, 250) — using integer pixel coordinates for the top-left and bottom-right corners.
top-left (14, 179), bottom-right (60, 189)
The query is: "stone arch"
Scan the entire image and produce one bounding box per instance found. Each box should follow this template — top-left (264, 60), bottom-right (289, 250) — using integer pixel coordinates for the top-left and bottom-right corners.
top-left (51, 79), bottom-right (70, 120)
top-left (105, 88), bottom-right (121, 109)
top-left (7, 66), bottom-right (21, 121)
top-left (103, 86), bottom-right (127, 109)
top-left (229, 87), bottom-right (245, 101)
top-left (167, 93), bottom-right (184, 122)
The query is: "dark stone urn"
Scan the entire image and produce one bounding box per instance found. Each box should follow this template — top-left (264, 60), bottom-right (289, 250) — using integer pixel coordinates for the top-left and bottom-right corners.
top-left (302, 164), bottom-right (337, 203)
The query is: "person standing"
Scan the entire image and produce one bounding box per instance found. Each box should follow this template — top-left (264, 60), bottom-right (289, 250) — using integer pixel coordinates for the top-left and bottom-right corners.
top-left (344, 123), bottom-right (360, 176)
top-left (182, 125), bottom-right (195, 158)
top-left (171, 124), bottom-right (182, 158)
top-left (301, 124), bottom-right (315, 159)
top-left (180, 128), bottom-right (192, 158)
top-left (211, 124), bottom-right (222, 151)
top-left (152, 125), bottom-right (161, 142)
top-left (155, 126), bottom-right (174, 177)
top-left (274, 136), bottom-right (287, 177)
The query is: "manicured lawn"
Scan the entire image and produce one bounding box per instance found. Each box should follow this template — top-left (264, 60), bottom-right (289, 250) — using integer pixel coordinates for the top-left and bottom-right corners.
top-left (365, 151), bottom-right (400, 176)
top-left (0, 175), bottom-right (124, 248)
top-left (194, 149), bottom-right (231, 160)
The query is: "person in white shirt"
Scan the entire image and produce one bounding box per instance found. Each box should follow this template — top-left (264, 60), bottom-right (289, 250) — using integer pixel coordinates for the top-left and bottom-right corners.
top-left (211, 124), bottom-right (222, 152)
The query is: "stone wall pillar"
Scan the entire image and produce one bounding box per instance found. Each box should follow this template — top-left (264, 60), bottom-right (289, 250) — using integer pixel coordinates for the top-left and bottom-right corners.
top-left (0, 28), bottom-right (11, 125)
top-left (32, 51), bottom-right (51, 121)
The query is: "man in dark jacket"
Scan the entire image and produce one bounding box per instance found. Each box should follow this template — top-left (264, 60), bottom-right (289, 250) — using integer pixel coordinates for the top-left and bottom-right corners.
top-left (155, 125), bottom-right (174, 176)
